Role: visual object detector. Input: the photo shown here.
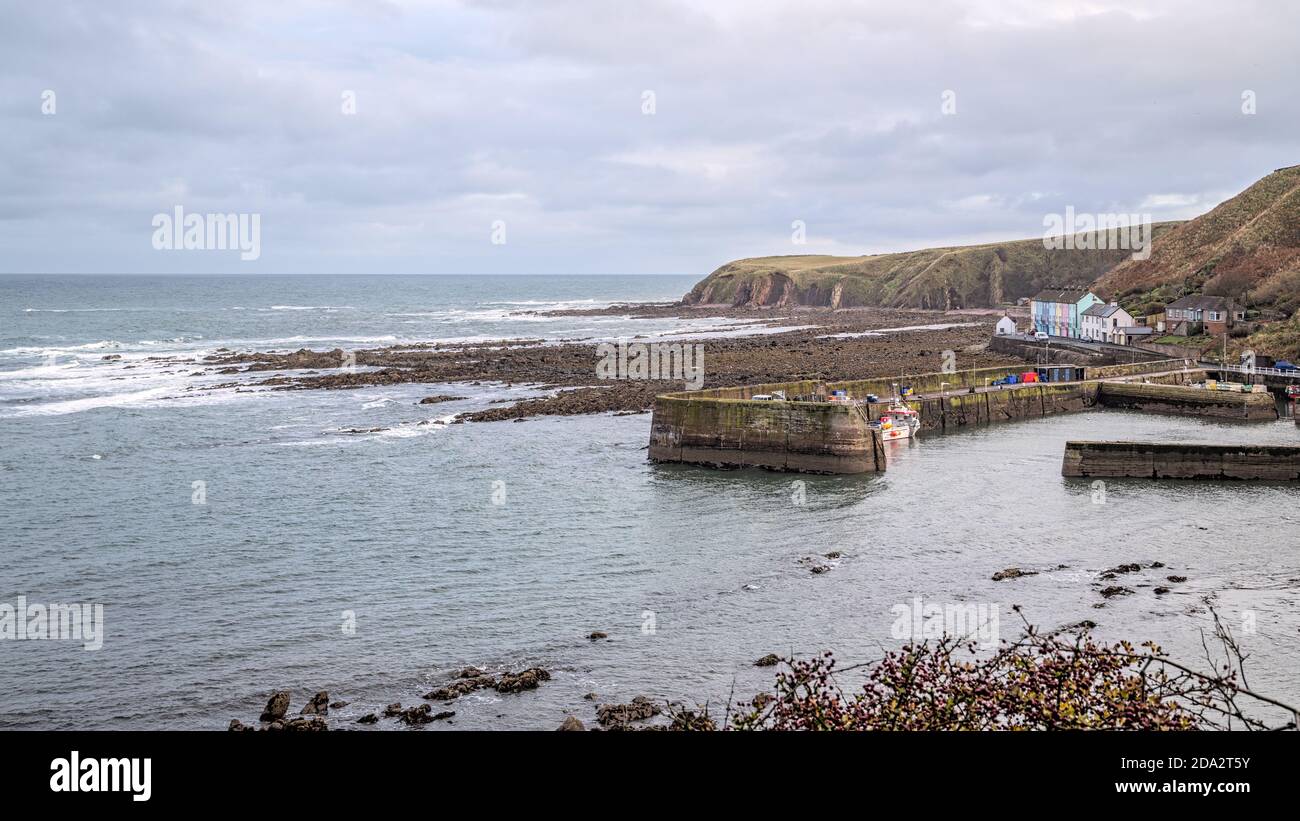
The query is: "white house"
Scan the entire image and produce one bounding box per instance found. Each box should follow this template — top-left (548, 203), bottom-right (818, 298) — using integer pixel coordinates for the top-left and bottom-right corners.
top-left (995, 315), bottom-right (1017, 335)
top-left (1080, 302), bottom-right (1134, 343)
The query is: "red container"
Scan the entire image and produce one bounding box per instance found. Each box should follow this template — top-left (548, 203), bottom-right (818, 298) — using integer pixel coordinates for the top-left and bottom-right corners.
top-left (1021, 372), bottom-right (1038, 383)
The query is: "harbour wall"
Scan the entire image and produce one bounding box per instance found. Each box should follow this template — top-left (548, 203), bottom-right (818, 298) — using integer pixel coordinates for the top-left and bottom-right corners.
top-left (648, 360), bottom-right (1263, 475)
top-left (648, 394), bottom-right (887, 474)
top-left (1062, 441), bottom-right (1300, 480)
top-left (1095, 381), bottom-right (1277, 421)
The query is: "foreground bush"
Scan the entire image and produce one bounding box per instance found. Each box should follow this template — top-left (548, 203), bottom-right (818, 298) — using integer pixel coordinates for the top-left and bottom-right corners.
top-left (721, 610), bottom-right (1297, 731)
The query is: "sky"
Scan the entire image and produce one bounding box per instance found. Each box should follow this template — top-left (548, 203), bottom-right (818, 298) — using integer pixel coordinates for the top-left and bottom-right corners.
top-left (1, 0), bottom-right (1297, 275)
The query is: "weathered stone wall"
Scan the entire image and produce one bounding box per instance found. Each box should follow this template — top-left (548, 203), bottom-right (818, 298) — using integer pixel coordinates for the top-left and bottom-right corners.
top-left (1086, 359), bottom-right (1195, 380)
top-left (907, 382), bottom-right (1100, 432)
top-left (1063, 441), bottom-right (1300, 480)
top-left (648, 395), bottom-right (886, 473)
top-left (819, 359), bottom-right (1188, 401)
top-left (987, 334), bottom-right (1096, 364)
top-left (1096, 382), bottom-right (1277, 421)
top-left (828, 364), bottom-right (1046, 398)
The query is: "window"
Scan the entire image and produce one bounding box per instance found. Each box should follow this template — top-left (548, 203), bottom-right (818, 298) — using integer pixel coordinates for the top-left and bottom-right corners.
top-left (1209, 311), bottom-right (1221, 321)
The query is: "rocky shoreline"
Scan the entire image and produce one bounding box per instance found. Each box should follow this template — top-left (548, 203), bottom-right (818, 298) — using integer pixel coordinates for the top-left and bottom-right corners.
top-left (189, 303), bottom-right (1022, 423)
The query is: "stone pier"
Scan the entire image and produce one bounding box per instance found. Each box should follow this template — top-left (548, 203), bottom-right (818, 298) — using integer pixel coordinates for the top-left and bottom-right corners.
top-left (1062, 440), bottom-right (1300, 480)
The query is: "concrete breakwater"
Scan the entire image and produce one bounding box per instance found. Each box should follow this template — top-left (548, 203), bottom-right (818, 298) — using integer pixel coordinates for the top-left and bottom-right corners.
top-left (1096, 381), bottom-right (1278, 421)
top-left (1062, 440), bottom-right (1300, 480)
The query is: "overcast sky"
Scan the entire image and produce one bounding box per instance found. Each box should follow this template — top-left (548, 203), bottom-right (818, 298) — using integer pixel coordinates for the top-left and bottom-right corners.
top-left (1, 0), bottom-right (1297, 275)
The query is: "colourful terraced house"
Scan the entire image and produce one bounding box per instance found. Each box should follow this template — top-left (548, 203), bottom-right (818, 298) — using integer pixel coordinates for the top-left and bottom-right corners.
top-left (1030, 288), bottom-right (1103, 339)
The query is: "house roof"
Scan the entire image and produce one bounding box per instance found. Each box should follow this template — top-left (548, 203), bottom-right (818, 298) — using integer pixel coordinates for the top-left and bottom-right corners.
top-left (1032, 288), bottom-right (1094, 304)
top-left (1117, 326), bottom-right (1155, 335)
top-left (1166, 294), bottom-right (1232, 311)
top-left (1082, 303), bottom-right (1126, 318)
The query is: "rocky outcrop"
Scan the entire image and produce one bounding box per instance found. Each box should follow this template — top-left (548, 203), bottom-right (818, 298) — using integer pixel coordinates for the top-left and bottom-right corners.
top-left (418, 394), bottom-right (466, 405)
top-left (395, 704), bottom-right (455, 725)
top-left (266, 716), bottom-right (328, 732)
top-left (423, 673), bottom-right (496, 701)
top-left (596, 696), bottom-right (661, 727)
top-left (992, 567), bottom-right (1038, 581)
top-left (496, 668), bottom-right (551, 694)
top-left (557, 716), bottom-right (586, 731)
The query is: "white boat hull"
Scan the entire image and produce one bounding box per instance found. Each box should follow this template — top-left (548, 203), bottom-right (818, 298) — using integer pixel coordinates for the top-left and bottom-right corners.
top-left (880, 425), bottom-right (915, 441)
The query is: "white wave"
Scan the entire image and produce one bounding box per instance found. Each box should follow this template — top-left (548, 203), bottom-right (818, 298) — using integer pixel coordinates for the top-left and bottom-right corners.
top-left (1, 386), bottom-right (176, 417)
top-left (816, 322), bottom-right (979, 339)
top-left (23, 307), bottom-right (133, 313)
top-left (265, 305), bottom-right (355, 311)
top-left (0, 340), bottom-right (126, 355)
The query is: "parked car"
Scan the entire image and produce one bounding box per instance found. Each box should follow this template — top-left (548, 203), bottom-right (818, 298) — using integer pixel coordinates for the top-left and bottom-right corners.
top-left (1033, 331), bottom-right (1049, 341)
top-left (1274, 360), bottom-right (1297, 372)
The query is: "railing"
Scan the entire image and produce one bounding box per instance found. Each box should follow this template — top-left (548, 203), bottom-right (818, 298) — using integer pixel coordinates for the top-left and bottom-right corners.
top-left (1207, 363), bottom-right (1300, 378)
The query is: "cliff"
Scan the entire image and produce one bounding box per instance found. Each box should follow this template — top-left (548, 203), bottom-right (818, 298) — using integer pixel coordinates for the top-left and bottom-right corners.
top-left (685, 227), bottom-right (1177, 311)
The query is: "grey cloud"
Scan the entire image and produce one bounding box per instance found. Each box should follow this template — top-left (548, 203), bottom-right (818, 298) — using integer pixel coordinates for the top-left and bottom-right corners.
top-left (1, 0), bottom-right (1297, 274)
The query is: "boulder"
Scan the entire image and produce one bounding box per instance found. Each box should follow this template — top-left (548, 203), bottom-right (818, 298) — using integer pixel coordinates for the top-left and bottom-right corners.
top-left (754, 654), bottom-right (780, 667)
top-left (397, 704), bottom-right (433, 725)
top-left (259, 690), bottom-right (290, 722)
top-left (300, 691), bottom-right (329, 715)
top-left (557, 716), bottom-right (586, 731)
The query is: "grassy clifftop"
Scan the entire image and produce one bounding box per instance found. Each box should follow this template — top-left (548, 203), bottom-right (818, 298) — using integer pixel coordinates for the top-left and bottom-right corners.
top-left (1097, 165), bottom-right (1300, 316)
top-left (686, 229), bottom-right (1176, 310)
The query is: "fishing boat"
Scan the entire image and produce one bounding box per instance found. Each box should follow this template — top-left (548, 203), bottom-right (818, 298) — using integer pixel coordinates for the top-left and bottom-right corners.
top-left (871, 402), bottom-right (921, 441)
top-left (1286, 385), bottom-right (1300, 400)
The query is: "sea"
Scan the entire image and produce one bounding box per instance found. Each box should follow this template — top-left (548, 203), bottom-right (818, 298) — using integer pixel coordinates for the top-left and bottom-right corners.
top-left (1, 274), bottom-right (1298, 729)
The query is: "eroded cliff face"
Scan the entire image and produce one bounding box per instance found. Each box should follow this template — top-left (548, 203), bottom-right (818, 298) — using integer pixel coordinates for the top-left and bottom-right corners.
top-left (685, 271), bottom-right (852, 308)
top-left (732, 272), bottom-right (795, 306)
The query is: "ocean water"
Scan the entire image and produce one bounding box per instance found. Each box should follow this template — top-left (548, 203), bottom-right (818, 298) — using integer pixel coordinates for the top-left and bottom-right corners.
top-left (2, 274), bottom-right (1298, 730)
